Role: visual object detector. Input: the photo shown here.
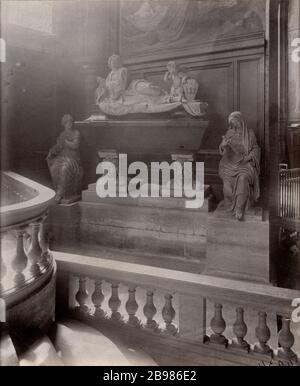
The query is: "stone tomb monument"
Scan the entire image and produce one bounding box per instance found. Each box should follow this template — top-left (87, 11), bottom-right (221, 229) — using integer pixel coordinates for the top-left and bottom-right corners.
top-left (48, 57), bottom-right (211, 273)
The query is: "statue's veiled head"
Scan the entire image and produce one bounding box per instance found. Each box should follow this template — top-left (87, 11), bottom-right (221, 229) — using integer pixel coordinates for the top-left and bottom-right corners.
top-left (61, 114), bottom-right (73, 130)
top-left (228, 111), bottom-right (245, 132)
top-left (108, 54), bottom-right (122, 71)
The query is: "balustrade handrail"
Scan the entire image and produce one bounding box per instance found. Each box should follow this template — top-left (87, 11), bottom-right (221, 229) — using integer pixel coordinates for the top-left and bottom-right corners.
top-left (1, 172), bottom-right (56, 308)
top-left (55, 251), bottom-right (300, 365)
top-left (55, 251), bottom-right (300, 318)
top-left (0, 171), bottom-right (55, 229)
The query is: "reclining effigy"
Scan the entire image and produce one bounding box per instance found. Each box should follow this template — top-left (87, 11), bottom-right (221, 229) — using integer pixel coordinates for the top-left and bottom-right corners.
top-left (94, 54), bottom-right (207, 118)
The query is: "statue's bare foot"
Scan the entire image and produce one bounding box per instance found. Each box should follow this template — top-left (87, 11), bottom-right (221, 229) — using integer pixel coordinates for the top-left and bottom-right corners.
top-left (55, 194), bottom-right (62, 204)
top-left (235, 210), bottom-right (244, 221)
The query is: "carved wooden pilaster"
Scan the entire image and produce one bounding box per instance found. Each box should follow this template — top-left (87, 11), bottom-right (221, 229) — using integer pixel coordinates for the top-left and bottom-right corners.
top-left (288, 0), bottom-right (300, 125)
top-left (80, 63), bottom-right (98, 118)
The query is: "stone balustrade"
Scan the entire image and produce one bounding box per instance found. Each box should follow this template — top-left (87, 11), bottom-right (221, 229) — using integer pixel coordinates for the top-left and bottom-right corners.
top-left (0, 214), bottom-right (54, 306)
top-left (55, 252), bottom-right (300, 366)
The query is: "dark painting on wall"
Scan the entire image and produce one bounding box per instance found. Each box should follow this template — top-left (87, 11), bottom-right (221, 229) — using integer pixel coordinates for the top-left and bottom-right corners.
top-left (120, 0), bottom-right (265, 60)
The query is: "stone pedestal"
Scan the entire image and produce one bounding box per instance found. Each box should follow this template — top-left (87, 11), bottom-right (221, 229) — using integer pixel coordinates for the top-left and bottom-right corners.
top-left (205, 203), bottom-right (270, 284)
top-left (76, 119), bottom-right (208, 186)
top-left (49, 183), bottom-right (212, 274)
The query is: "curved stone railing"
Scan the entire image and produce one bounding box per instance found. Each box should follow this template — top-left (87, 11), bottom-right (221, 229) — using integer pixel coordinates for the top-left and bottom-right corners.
top-left (55, 252), bottom-right (300, 366)
top-left (0, 172), bottom-right (55, 326)
top-left (1, 216), bottom-right (54, 303)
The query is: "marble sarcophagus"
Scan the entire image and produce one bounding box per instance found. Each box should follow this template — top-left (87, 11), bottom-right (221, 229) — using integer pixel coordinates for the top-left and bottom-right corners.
top-left (76, 118), bottom-right (208, 185)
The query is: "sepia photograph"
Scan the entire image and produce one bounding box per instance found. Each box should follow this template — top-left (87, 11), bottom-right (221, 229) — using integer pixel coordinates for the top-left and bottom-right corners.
top-left (0, 0), bottom-right (300, 369)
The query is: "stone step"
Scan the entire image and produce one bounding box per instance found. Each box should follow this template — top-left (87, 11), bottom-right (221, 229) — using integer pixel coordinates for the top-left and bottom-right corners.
top-left (78, 201), bottom-right (206, 259)
top-left (49, 195), bottom-right (209, 262)
top-left (18, 334), bottom-right (64, 366)
top-left (80, 201), bottom-right (207, 237)
top-left (79, 221), bottom-right (206, 260)
top-left (0, 328), bottom-right (19, 366)
top-left (48, 185), bottom-right (211, 269)
top-left (50, 319), bottom-right (157, 366)
top-left (82, 183), bottom-right (211, 211)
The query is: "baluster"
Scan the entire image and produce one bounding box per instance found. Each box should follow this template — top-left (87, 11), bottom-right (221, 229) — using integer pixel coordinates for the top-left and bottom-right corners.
top-left (277, 318), bottom-right (297, 361)
top-left (231, 307), bottom-right (249, 351)
top-left (126, 286), bottom-right (140, 326)
top-left (75, 277), bottom-right (89, 314)
top-left (143, 291), bottom-right (158, 330)
top-left (108, 283), bottom-right (122, 322)
top-left (11, 229), bottom-right (28, 286)
top-left (254, 311), bottom-right (272, 355)
top-left (210, 303), bottom-right (228, 346)
top-left (91, 279), bottom-right (105, 318)
top-left (27, 222), bottom-right (42, 276)
top-left (39, 217), bottom-right (51, 268)
top-left (162, 294), bottom-right (177, 335)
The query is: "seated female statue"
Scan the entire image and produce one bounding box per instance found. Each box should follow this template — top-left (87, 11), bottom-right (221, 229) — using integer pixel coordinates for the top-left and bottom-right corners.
top-left (47, 114), bottom-right (83, 204)
top-left (219, 111), bottom-right (260, 221)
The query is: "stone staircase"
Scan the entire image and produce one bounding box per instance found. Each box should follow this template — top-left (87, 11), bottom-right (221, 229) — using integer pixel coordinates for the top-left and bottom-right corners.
top-left (0, 319), bottom-right (157, 366)
top-left (48, 184), bottom-right (212, 274)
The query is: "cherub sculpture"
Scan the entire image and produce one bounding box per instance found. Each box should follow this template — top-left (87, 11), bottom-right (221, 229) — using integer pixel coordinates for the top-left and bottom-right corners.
top-left (164, 61), bottom-right (199, 103)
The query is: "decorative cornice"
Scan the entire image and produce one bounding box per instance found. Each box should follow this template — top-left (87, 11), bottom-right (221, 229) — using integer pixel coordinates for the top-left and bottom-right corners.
top-left (122, 31), bottom-right (265, 66)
